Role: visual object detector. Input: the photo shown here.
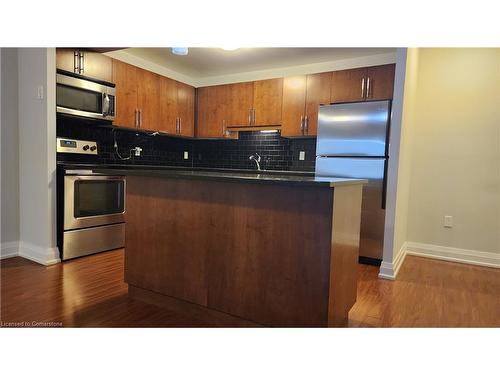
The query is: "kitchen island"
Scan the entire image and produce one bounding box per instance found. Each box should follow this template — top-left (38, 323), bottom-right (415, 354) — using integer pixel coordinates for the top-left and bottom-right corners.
top-left (96, 167), bottom-right (366, 327)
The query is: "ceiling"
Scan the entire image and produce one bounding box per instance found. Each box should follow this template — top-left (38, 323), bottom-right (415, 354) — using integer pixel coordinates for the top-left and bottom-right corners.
top-left (122, 48), bottom-right (396, 78)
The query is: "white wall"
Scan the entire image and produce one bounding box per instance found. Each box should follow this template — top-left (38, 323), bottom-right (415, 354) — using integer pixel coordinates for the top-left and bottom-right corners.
top-left (17, 48), bottom-right (59, 265)
top-left (1, 48), bottom-right (20, 259)
top-left (405, 48), bottom-right (500, 264)
top-left (382, 48), bottom-right (500, 276)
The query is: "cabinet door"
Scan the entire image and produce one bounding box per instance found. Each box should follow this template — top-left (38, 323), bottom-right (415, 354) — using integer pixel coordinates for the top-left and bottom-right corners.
top-left (227, 82), bottom-right (254, 127)
top-left (281, 76), bottom-right (307, 137)
top-left (112, 59), bottom-right (138, 128)
top-left (330, 67), bottom-right (367, 103)
top-left (159, 76), bottom-right (178, 134)
top-left (176, 81), bottom-right (195, 137)
top-left (305, 72), bottom-right (332, 136)
top-left (57, 49), bottom-right (112, 82)
top-left (365, 64), bottom-right (395, 101)
top-left (56, 49), bottom-right (77, 74)
top-left (137, 68), bottom-right (161, 131)
top-left (253, 78), bottom-right (283, 126)
top-left (80, 51), bottom-right (113, 82)
top-left (197, 85), bottom-right (228, 138)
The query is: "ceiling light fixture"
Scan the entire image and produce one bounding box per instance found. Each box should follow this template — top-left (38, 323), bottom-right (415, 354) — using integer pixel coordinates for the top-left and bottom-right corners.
top-left (172, 47), bottom-right (188, 56)
top-left (221, 47), bottom-right (239, 51)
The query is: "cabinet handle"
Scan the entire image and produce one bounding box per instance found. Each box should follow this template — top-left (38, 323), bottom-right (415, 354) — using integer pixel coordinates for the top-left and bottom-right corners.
top-left (138, 110), bottom-right (142, 128)
top-left (300, 115), bottom-right (304, 134)
top-left (361, 78), bottom-right (365, 99)
top-left (222, 119), bottom-right (226, 137)
top-left (179, 117), bottom-right (182, 134)
top-left (366, 77), bottom-right (371, 98)
top-left (304, 115), bottom-right (308, 134)
top-left (252, 108), bottom-right (256, 125)
top-left (79, 51), bottom-right (84, 74)
top-left (175, 118), bottom-right (178, 134)
top-left (134, 109), bottom-right (138, 128)
top-left (248, 109), bottom-right (252, 125)
top-left (73, 51), bottom-right (79, 74)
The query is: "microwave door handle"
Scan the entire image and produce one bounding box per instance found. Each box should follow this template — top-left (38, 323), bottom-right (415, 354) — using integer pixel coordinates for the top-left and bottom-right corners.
top-left (103, 93), bottom-right (110, 116)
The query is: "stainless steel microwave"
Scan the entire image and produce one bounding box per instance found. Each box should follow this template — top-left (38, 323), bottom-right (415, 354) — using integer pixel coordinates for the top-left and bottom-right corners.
top-left (56, 71), bottom-right (116, 121)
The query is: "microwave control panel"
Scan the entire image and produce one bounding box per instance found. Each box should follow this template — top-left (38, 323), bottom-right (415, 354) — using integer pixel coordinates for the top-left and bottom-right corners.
top-left (57, 138), bottom-right (98, 155)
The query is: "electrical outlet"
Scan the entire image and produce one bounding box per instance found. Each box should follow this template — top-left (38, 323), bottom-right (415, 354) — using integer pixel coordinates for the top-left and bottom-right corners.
top-left (299, 151), bottom-right (305, 161)
top-left (184, 151), bottom-right (189, 160)
top-left (133, 147), bottom-right (142, 157)
top-left (444, 215), bottom-right (453, 228)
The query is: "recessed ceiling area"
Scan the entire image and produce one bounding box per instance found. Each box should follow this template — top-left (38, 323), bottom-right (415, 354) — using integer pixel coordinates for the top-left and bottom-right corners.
top-left (122, 48), bottom-right (395, 77)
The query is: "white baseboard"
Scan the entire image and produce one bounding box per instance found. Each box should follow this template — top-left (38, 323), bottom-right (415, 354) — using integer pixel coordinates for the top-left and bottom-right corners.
top-left (378, 242), bottom-right (408, 280)
top-left (18, 241), bottom-right (60, 266)
top-left (406, 242), bottom-right (500, 269)
top-left (1, 241), bottom-right (19, 259)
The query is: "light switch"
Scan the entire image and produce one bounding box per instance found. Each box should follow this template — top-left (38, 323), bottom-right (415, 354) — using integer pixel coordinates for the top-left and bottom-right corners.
top-left (184, 151), bottom-right (189, 160)
top-left (36, 86), bottom-right (44, 100)
top-left (299, 151), bottom-right (305, 161)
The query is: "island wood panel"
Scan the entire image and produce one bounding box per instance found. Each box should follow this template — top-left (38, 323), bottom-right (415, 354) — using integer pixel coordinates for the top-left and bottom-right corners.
top-left (124, 176), bottom-right (358, 327)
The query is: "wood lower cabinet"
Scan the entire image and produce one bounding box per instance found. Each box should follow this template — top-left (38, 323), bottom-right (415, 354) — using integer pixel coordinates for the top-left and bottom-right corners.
top-left (56, 49), bottom-right (112, 82)
top-left (252, 78), bottom-right (283, 126)
top-left (331, 64), bottom-right (395, 103)
top-left (112, 59), bottom-right (138, 128)
top-left (281, 73), bottom-right (331, 137)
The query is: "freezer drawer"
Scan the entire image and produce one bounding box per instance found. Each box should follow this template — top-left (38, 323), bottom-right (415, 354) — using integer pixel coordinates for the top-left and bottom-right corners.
top-left (316, 157), bottom-right (386, 259)
top-left (316, 100), bottom-right (390, 157)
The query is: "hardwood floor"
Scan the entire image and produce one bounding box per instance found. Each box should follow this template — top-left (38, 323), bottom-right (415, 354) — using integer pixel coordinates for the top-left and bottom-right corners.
top-left (1, 250), bottom-right (499, 327)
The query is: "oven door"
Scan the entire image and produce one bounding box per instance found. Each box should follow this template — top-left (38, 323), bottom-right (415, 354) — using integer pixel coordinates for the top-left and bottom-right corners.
top-left (64, 175), bottom-right (125, 230)
top-left (56, 73), bottom-right (115, 121)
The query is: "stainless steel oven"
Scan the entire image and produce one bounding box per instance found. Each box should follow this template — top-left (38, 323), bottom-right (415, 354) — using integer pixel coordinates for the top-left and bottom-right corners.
top-left (56, 70), bottom-right (116, 121)
top-left (61, 170), bottom-right (126, 260)
top-left (64, 174), bottom-right (125, 230)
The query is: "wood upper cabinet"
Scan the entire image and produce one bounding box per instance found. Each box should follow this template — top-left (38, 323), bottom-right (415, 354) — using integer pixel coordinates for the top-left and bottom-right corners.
top-left (227, 82), bottom-right (254, 126)
top-left (252, 78), bottom-right (283, 126)
top-left (112, 59), bottom-right (138, 128)
top-left (331, 64), bottom-right (395, 103)
top-left (136, 68), bottom-right (161, 131)
top-left (365, 64), bottom-right (396, 101)
top-left (281, 76), bottom-right (307, 137)
top-left (197, 85), bottom-right (228, 138)
top-left (159, 78), bottom-right (195, 136)
top-left (176, 81), bottom-right (195, 137)
top-left (159, 76), bottom-right (178, 134)
top-left (56, 49), bottom-right (112, 82)
top-left (281, 72), bottom-right (331, 137)
top-left (305, 72), bottom-right (332, 136)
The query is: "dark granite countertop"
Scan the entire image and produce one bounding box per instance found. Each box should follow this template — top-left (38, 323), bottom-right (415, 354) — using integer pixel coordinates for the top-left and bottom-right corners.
top-left (58, 162), bottom-right (367, 188)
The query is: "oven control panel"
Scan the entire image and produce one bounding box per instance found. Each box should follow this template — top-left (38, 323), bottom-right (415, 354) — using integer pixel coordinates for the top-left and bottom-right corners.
top-left (56, 138), bottom-right (98, 155)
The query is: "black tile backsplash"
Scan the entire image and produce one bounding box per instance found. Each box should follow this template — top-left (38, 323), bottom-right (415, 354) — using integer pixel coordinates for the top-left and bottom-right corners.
top-left (56, 115), bottom-right (316, 171)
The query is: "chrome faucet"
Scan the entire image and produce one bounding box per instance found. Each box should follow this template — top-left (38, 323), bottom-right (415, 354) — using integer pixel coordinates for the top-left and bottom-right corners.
top-left (249, 153), bottom-right (261, 170)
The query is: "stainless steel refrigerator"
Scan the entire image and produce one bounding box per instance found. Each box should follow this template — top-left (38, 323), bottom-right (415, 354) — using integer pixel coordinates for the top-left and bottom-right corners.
top-left (315, 100), bottom-right (391, 261)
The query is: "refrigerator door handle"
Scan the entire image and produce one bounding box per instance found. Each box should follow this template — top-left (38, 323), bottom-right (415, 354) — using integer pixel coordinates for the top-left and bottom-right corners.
top-left (381, 159), bottom-right (388, 210)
